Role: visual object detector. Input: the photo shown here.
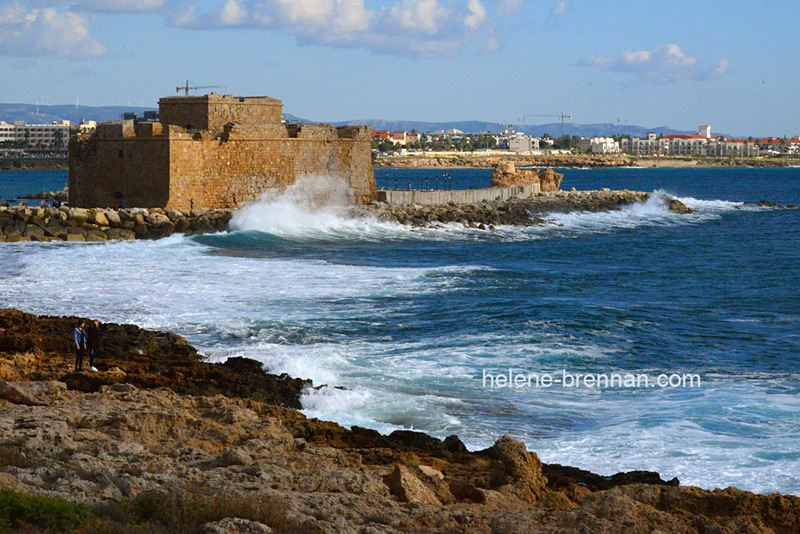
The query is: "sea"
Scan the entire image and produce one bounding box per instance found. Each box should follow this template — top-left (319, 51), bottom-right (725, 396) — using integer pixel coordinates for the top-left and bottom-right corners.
top-left (1, 167), bottom-right (799, 495)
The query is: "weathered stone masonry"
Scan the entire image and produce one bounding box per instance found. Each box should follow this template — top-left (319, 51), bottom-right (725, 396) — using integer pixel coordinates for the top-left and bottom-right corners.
top-left (69, 93), bottom-right (376, 209)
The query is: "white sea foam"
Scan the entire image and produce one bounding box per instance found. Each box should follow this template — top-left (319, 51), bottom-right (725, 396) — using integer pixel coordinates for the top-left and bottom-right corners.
top-left (229, 175), bottom-right (409, 239)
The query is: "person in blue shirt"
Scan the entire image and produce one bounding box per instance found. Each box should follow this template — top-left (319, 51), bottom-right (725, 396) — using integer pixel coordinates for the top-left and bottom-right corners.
top-left (74, 322), bottom-right (87, 372)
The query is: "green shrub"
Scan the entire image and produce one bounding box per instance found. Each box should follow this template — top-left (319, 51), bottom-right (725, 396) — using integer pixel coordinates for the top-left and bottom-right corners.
top-left (0, 488), bottom-right (94, 532)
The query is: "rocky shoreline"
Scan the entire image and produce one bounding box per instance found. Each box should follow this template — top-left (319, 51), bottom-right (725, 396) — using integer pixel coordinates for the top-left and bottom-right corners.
top-left (375, 153), bottom-right (800, 169)
top-left (1, 191), bottom-right (796, 243)
top-left (2, 309), bottom-right (799, 533)
top-left (0, 205), bottom-right (232, 242)
top-left (0, 191), bottom-right (682, 243)
top-left (354, 189), bottom-right (693, 228)
top-left (374, 153), bottom-right (633, 169)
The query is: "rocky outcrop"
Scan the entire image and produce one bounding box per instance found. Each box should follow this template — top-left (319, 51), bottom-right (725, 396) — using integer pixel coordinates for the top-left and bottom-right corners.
top-left (0, 205), bottom-right (232, 242)
top-left (2, 310), bottom-right (800, 533)
top-left (0, 380), bottom-right (798, 533)
top-left (0, 157), bottom-right (67, 171)
top-left (19, 187), bottom-right (68, 202)
top-left (375, 153), bottom-right (634, 169)
top-left (353, 189), bottom-right (693, 229)
top-left (488, 435), bottom-right (548, 502)
top-left (0, 309), bottom-right (309, 408)
top-left (490, 162), bottom-right (564, 192)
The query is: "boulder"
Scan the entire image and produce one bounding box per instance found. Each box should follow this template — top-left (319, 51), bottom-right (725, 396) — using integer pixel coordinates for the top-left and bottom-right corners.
top-left (216, 447), bottom-right (254, 467)
top-left (0, 380), bottom-right (67, 406)
top-left (146, 213), bottom-right (171, 227)
top-left (539, 168), bottom-right (563, 192)
top-left (105, 210), bottom-right (122, 226)
top-left (91, 210), bottom-right (109, 226)
top-left (664, 196), bottom-right (694, 214)
top-left (489, 435), bottom-right (548, 502)
top-left (384, 465), bottom-right (440, 505)
top-left (67, 207), bottom-right (88, 223)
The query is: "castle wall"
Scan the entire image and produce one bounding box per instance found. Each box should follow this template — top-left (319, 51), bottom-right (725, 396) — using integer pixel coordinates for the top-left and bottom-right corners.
top-left (69, 121), bottom-right (171, 208)
top-left (159, 95), bottom-right (282, 130)
top-left (69, 94), bottom-right (375, 209)
top-left (166, 125), bottom-right (375, 209)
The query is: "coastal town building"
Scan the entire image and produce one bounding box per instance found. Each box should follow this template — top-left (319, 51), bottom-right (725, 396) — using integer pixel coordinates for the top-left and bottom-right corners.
top-left (509, 135), bottom-right (540, 152)
top-left (578, 137), bottom-right (620, 154)
top-left (69, 93), bottom-right (376, 209)
top-left (617, 126), bottom-right (789, 158)
top-left (0, 120), bottom-right (70, 150)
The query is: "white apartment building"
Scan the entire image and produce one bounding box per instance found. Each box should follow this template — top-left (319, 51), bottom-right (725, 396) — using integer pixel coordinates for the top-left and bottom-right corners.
top-left (1, 120), bottom-right (71, 149)
top-left (620, 132), bottom-right (670, 155)
top-left (509, 135), bottom-right (540, 152)
top-left (714, 140), bottom-right (760, 157)
top-left (0, 121), bottom-right (15, 144)
top-left (579, 136), bottom-right (619, 154)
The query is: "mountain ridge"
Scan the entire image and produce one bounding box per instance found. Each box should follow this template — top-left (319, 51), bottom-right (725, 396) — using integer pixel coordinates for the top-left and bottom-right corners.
top-left (1, 103), bottom-right (712, 138)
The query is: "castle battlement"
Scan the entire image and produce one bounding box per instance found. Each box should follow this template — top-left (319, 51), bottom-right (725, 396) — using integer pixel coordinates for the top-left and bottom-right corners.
top-left (69, 94), bottom-right (376, 209)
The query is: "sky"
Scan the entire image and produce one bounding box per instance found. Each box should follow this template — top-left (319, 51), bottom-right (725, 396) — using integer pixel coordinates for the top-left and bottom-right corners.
top-left (0, 0), bottom-right (798, 137)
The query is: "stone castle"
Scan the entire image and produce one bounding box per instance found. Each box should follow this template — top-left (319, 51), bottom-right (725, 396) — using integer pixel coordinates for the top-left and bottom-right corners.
top-left (68, 93), bottom-right (376, 209)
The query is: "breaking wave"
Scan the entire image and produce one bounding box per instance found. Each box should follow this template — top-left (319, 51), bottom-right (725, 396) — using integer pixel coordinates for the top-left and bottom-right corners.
top-left (228, 175), bottom-right (405, 239)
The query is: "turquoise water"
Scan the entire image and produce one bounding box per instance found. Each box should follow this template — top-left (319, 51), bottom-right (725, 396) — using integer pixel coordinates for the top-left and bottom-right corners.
top-left (1, 167), bottom-right (799, 494)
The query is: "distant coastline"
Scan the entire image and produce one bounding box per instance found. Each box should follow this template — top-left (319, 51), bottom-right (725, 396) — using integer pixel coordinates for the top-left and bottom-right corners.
top-left (374, 152), bottom-right (800, 169)
top-left (0, 157), bottom-right (68, 172)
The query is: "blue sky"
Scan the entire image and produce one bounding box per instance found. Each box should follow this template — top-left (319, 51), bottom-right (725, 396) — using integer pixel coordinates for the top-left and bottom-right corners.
top-left (1, 0), bottom-right (798, 136)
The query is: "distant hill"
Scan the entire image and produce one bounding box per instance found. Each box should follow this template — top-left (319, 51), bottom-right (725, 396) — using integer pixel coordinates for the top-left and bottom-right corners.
top-left (0, 102), bottom-right (714, 138)
top-left (0, 103), bottom-right (156, 125)
top-left (332, 119), bottom-right (707, 138)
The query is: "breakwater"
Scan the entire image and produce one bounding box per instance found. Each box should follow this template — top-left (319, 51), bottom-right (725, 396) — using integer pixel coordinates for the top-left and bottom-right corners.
top-left (0, 205), bottom-right (231, 242)
top-left (3, 190), bottom-right (792, 242)
top-left (355, 189), bottom-right (694, 228)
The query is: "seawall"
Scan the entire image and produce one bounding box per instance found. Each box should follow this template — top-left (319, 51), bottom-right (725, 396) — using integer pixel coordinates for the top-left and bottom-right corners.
top-left (377, 184), bottom-right (540, 205)
top-left (354, 189), bottom-right (694, 228)
top-left (0, 206), bottom-right (231, 242)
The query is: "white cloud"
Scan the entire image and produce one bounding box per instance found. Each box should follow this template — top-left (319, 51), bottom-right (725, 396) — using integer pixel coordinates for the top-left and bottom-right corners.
top-left (170, 0), bottom-right (492, 57)
top-left (219, 0), bottom-right (248, 25)
top-left (0, 2), bottom-right (106, 59)
top-left (582, 44), bottom-right (729, 83)
top-left (386, 0), bottom-right (450, 35)
top-left (75, 0), bottom-right (171, 13)
top-left (465, 0), bottom-right (487, 30)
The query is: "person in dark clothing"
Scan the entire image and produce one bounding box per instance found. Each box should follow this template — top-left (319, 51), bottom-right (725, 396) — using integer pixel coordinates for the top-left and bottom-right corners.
top-left (74, 322), bottom-right (87, 372)
top-left (85, 320), bottom-right (100, 372)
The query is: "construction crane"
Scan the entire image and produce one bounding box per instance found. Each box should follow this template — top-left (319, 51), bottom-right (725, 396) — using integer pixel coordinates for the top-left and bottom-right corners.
top-left (176, 80), bottom-right (227, 96)
top-left (518, 113), bottom-right (573, 138)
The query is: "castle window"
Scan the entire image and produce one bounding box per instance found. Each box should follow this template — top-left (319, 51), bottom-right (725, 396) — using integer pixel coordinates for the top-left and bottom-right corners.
top-left (118, 150), bottom-right (123, 158)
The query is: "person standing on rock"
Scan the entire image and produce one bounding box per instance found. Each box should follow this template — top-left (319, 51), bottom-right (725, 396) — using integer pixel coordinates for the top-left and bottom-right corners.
top-left (74, 322), bottom-right (87, 372)
top-left (85, 320), bottom-right (100, 372)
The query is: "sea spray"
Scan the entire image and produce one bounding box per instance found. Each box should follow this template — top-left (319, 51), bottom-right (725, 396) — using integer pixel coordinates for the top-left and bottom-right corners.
top-left (229, 175), bottom-right (351, 234)
top-left (227, 174), bottom-right (410, 239)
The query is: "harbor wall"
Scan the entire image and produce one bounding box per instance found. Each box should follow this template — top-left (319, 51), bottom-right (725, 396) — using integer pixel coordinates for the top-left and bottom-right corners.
top-left (376, 184), bottom-right (540, 205)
